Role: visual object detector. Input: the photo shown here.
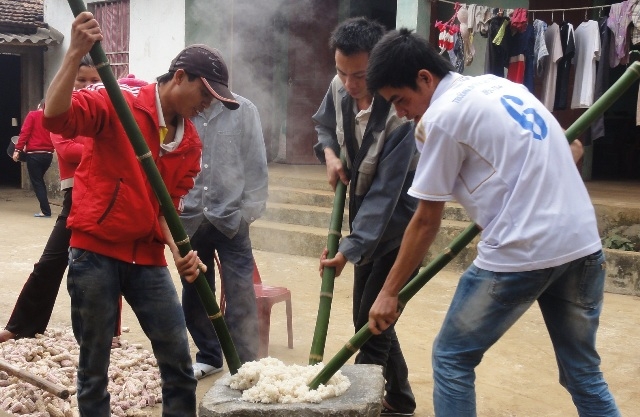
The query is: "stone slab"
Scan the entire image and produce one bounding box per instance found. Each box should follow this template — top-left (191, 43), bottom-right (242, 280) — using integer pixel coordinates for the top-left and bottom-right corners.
top-left (199, 364), bottom-right (384, 417)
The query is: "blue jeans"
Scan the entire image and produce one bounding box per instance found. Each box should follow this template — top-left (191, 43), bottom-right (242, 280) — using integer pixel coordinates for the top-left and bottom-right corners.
top-left (432, 250), bottom-right (620, 417)
top-left (26, 152), bottom-right (52, 215)
top-left (68, 249), bottom-right (196, 417)
top-left (354, 247), bottom-right (416, 414)
top-left (181, 219), bottom-right (258, 366)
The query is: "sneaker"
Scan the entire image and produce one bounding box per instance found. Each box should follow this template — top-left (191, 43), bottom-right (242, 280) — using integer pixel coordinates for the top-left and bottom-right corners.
top-left (192, 362), bottom-right (223, 380)
top-left (34, 212), bottom-right (51, 218)
top-left (380, 405), bottom-right (414, 416)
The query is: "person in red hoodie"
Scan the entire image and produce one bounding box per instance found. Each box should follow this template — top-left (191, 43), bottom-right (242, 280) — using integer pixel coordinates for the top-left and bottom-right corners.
top-left (0, 56), bottom-right (101, 344)
top-left (43, 12), bottom-right (238, 417)
top-left (12, 100), bottom-right (55, 217)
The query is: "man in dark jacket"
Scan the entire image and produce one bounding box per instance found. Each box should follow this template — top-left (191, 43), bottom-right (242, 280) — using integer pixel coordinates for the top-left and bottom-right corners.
top-left (313, 17), bottom-right (418, 417)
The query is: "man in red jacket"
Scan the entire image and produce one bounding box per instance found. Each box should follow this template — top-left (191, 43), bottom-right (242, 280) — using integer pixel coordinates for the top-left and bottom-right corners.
top-left (43, 12), bottom-right (239, 417)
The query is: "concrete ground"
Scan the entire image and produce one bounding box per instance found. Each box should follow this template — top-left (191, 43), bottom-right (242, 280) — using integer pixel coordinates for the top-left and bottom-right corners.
top-left (1, 187), bottom-right (639, 417)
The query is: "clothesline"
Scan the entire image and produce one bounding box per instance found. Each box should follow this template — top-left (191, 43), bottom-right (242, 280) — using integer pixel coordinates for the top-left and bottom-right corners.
top-left (434, 0), bottom-right (609, 13)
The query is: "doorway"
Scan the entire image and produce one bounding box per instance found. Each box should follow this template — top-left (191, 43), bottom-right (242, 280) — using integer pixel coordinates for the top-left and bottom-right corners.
top-left (0, 53), bottom-right (22, 187)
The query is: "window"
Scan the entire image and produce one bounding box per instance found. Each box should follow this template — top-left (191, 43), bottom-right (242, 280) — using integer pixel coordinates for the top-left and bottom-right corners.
top-left (88, 0), bottom-right (130, 79)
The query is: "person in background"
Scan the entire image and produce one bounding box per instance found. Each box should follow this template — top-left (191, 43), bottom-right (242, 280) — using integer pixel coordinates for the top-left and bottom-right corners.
top-left (0, 59), bottom-right (144, 347)
top-left (314, 17), bottom-right (418, 417)
top-left (180, 51), bottom-right (267, 377)
top-left (12, 100), bottom-right (54, 218)
top-left (43, 12), bottom-right (220, 416)
top-left (0, 55), bottom-right (100, 343)
top-left (366, 28), bottom-right (621, 417)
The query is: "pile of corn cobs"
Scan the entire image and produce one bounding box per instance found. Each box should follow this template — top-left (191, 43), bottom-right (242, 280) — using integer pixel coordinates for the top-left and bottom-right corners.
top-left (0, 327), bottom-right (162, 417)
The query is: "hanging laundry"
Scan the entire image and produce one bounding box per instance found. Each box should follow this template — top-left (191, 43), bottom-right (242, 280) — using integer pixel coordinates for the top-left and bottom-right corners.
top-left (554, 22), bottom-right (575, 110)
top-left (457, 5), bottom-right (475, 66)
top-left (483, 13), bottom-right (510, 77)
top-left (492, 17), bottom-right (510, 45)
top-left (436, 20), bottom-right (459, 52)
top-left (435, 2), bottom-right (461, 54)
top-left (630, 0), bottom-right (640, 47)
top-left (436, 2), bottom-right (466, 72)
top-left (510, 8), bottom-right (528, 33)
top-left (507, 24), bottom-right (535, 91)
top-left (468, 4), bottom-right (492, 37)
top-left (533, 19), bottom-right (549, 76)
top-left (608, 1), bottom-right (632, 67)
top-left (447, 32), bottom-right (466, 73)
top-left (584, 16), bottom-right (614, 145)
top-left (571, 20), bottom-right (601, 109)
top-left (540, 22), bottom-right (562, 111)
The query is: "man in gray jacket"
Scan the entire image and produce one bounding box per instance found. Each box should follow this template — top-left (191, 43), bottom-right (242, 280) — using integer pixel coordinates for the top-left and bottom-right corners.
top-left (180, 49), bottom-right (268, 379)
top-left (314, 17), bottom-right (418, 416)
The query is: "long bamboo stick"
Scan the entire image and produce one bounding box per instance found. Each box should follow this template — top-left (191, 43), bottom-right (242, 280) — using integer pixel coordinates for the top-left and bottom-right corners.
top-left (65, 0), bottom-right (242, 374)
top-left (309, 61), bottom-right (640, 389)
top-left (309, 154), bottom-right (348, 365)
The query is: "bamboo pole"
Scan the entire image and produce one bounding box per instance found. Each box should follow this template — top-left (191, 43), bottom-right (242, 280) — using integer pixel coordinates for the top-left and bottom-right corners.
top-left (308, 222), bottom-right (479, 389)
top-left (309, 154), bottom-right (347, 365)
top-left (65, 0), bottom-right (242, 374)
top-left (0, 359), bottom-right (70, 399)
top-left (309, 61), bottom-right (640, 389)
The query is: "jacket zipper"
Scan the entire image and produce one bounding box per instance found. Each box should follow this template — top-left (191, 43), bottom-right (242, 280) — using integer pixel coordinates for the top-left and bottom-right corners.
top-left (97, 179), bottom-right (122, 224)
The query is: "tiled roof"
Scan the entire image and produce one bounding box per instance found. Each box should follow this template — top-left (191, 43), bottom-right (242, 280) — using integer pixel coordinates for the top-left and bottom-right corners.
top-left (0, 0), bottom-right (46, 34)
top-left (0, 26), bottom-right (63, 45)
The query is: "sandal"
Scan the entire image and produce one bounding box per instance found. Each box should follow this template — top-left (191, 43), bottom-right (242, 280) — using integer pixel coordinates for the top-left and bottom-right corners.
top-left (381, 400), bottom-right (414, 416)
top-left (380, 406), bottom-right (414, 416)
top-left (192, 362), bottom-right (223, 380)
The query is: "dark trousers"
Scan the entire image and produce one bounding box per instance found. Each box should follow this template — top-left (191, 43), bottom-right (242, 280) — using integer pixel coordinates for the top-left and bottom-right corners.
top-left (5, 190), bottom-right (122, 338)
top-left (353, 247), bottom-right (417, 414)
top-left (5, 189), bottom-right (72, 337)
top-left (180, 219), bottom-right (259, 366)
top-left (26, 153), bottom-right (53, 216)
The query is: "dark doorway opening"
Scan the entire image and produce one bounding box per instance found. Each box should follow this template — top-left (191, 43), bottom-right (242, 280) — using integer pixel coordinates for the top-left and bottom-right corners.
top-left (349, 0), bottom-right (397, 30)
top-left (0, 53), bottom-right (22, 187)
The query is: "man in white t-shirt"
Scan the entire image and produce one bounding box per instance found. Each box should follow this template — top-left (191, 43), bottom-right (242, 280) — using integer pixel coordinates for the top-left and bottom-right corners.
top-left (365, 29), bottom-right (621, 417)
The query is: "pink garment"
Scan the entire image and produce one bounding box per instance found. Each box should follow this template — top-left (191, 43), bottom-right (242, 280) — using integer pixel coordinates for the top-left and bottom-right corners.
top-left (510, 8), bottom-right (528, 33)
top-left (607, 1), bottom-right (632, 67)
top-left (117, 74), bottom-right (149, 88)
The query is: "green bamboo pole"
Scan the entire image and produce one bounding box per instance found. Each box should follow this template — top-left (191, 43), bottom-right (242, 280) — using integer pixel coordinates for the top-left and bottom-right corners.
top-left (66, 0), bottom-right (242, 374)
top-left (565, 62), bottom-right (640, 141)
top-left (308, 222), bottom-right (479, 389)
top-left (308, 61), bottom-right (640, 389)
top-left (309, 154), bottom-right (348, 365)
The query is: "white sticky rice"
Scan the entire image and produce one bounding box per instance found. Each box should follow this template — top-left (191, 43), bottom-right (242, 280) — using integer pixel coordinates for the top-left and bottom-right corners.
top-left (227, 357), bottom-right (350, 404)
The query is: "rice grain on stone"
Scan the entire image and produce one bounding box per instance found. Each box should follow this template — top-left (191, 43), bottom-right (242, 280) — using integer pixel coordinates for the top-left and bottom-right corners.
top-left (228, 357), bottom-right (350, 404)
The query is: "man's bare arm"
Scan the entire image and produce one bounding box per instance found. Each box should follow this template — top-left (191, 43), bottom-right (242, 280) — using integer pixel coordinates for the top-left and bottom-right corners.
top-left (368, 200), bottom-right (444, 334)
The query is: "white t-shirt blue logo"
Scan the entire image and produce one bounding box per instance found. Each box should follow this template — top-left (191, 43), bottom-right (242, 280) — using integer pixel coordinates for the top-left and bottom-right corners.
top-left (500, 95), bottom-right (548, 140)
